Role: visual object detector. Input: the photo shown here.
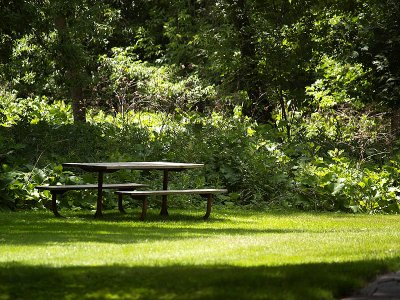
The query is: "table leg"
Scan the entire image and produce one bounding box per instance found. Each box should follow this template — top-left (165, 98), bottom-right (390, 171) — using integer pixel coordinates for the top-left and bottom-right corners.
top-left (160, 169), bottom-right (169, 216)
top-left (140, 196), bottom-right (148, 220)
top-left (203, 194), bottom-right (213, 220)
top-left (118, 194), bottom-right (126, 214)
top-left (51, 192), bottom-right (63, 218)
top-left (94, 171), bottom-right (104, 218)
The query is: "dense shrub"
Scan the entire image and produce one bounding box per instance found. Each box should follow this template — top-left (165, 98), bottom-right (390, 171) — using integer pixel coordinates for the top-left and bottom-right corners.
top-left (1, 92), bottom-right (399, 213)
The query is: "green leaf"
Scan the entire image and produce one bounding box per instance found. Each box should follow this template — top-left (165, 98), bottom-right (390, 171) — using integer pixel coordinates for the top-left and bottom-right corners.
top-left (332, 178), bottom-right (346, 195)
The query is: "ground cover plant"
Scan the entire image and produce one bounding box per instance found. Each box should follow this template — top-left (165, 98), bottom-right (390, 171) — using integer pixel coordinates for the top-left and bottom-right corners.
top-left (0, 209), bottom-right (399, 299)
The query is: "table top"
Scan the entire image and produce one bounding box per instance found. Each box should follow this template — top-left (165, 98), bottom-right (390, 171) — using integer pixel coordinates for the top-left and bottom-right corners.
top-left (62, 161), bottom-right (204, 172)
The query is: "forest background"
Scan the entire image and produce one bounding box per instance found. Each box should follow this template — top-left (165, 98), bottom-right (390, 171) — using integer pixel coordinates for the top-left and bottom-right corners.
top-left (1, 0), bottom-right (400, 214)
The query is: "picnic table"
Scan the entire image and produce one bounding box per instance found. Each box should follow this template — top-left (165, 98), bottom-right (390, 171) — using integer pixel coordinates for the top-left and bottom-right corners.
top-left (62, 161), bottom-right (204, 218)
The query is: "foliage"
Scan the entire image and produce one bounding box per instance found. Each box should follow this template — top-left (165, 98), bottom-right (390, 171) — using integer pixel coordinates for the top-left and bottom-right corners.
top-left (91, 47), bottom-right (216, 115)
top-left (1, 94), bottom-right (399, 213)
top-left (292, 149), bottom-right (400, 213)
top-left (2, 0), bottom-right (400, 213)
top-left (6, 33), bottom-right (58, 97)
top-left (306, 55), bottom-right (372, 109)
top-left (0, 94), bottom-right (73, 127)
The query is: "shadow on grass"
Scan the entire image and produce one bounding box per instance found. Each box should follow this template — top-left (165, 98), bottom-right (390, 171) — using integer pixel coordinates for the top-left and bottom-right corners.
top-left (0, 259), bottom-right (398, 300)
top-left (75, 210), bottom-right (227, 222)
top-left (0, 210), bottom-right (307, 246)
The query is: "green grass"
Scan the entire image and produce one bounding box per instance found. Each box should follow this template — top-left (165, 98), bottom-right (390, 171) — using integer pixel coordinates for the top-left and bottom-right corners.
top-left (0, 208), bottom-right (399, 299)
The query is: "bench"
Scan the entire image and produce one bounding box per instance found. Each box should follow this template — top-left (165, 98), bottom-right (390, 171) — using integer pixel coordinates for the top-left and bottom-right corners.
top-left (36, 183), bottom-right (148, 217)
top-left (115, 189), bottom-right (228, 220)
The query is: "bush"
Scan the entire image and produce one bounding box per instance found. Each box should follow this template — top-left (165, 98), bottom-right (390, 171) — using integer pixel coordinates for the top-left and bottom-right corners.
top-left (292, 149), bottom-right (400, 213)
top-left (1, 93), bottom-right (400, 213)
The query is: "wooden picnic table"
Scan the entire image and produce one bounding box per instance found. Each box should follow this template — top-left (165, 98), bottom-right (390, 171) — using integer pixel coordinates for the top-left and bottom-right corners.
top-left (62, 161), bottom-right (204, 218)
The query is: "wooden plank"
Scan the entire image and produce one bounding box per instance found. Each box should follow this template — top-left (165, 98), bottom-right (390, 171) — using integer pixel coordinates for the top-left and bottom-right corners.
top-left (36, 183), bottom-right (148, 217)
top-left (62, 162), bottom-right (204, 172)
top-left (116, 189), bottom-right (227, 220)
top-left (36, 183), bottom-right (147, 191)
top-left (116, 189), bottom-right (227, 196)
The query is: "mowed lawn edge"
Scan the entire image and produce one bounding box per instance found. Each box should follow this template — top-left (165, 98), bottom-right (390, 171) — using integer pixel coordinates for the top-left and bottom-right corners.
top-left (0, 208), bottom-right (399, 299)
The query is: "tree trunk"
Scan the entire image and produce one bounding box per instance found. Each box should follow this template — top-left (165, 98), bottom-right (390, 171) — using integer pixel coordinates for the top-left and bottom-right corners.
top-left (229, 0), bottom-right (273, 123)
top-left (391, 107), bottom-right (400, 139)
top-left (71, 85), bottom-right (86, 122)
top-left (54, 14), bottom-right (86, 123)
top-left (278, 87), bottom-right (290, 139)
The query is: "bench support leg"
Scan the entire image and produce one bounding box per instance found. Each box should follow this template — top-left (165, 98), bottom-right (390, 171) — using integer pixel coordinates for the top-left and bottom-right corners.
top-left (94, 171), bottom-right (104, 218)
top-left (51, 192), bottom-right (63, 218)
top-left (118, 194), bottom-right (126, 214)
top-left (140, 196), bottom-right (148, 221)
top-left (203, 194), bottom-right (213, 220)
top-left (160, 170), bottom-right (169, 216)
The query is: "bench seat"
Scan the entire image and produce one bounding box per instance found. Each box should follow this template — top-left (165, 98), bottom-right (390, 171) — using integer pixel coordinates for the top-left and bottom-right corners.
top-left (36, 183), bottom-right (147, 217)
top-left (115, 189), bottom-right (227, 220)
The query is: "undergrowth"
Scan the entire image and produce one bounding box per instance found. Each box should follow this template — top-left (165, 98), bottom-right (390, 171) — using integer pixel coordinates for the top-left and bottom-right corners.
top-left (1, 93), bottom-right (400, 213)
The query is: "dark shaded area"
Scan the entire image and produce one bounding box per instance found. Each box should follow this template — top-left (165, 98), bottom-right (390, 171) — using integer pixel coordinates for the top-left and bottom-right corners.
top-left (0, 211), bottom-right (307, 245)
top-left (0, 259), bottom-right (396, 300)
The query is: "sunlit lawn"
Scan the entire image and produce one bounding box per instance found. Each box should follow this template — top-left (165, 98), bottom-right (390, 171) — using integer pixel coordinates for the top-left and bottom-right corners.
top-left (0, 207), bottom-right (399, 299)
